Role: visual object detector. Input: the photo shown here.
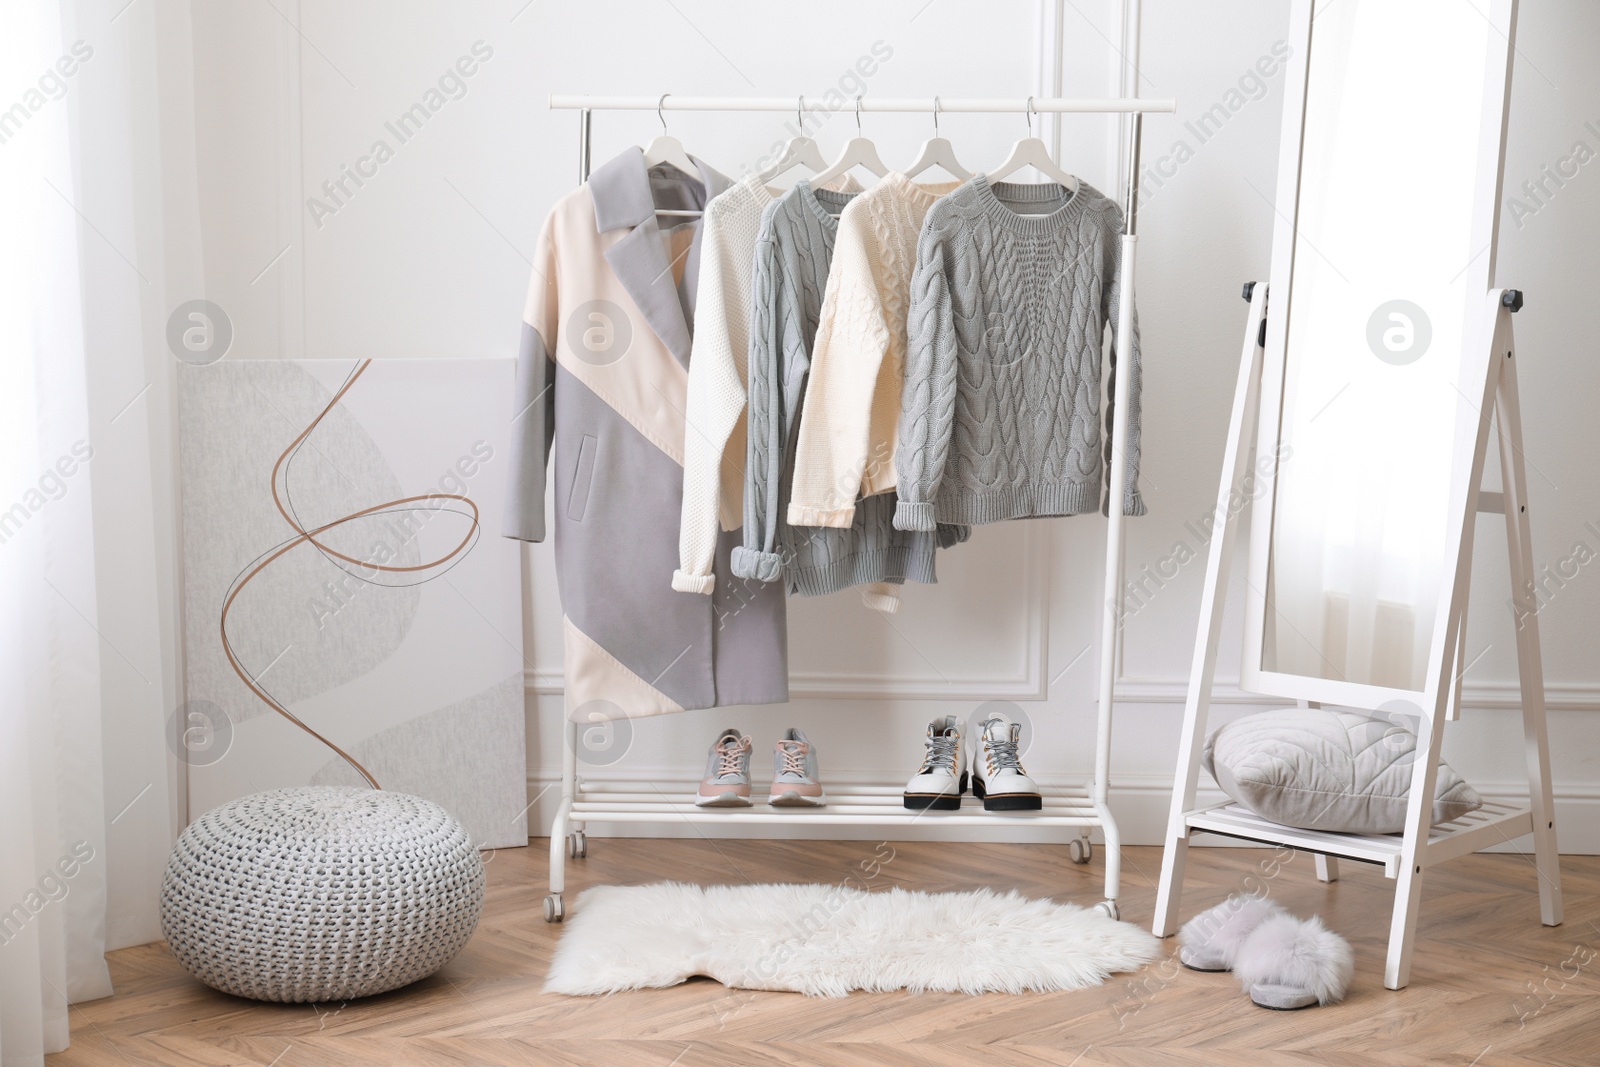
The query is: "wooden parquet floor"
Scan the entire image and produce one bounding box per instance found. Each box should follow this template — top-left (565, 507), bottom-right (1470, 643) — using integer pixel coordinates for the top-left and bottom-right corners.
top-left (47, 839), bottom-right (1600, 1067)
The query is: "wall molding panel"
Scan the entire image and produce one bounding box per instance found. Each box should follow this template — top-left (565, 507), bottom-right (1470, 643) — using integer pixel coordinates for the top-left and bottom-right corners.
top-left (1114, 677), bottom-right (1600, 713)
top-left (526, 524), bottom-right (1055, 701)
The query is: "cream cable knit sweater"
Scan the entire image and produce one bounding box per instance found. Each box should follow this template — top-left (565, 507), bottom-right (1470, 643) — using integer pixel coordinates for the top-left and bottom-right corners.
top-left (786, 173), bottom-right (961, 529)
top-left (673, 173), bottom-right (859, 595)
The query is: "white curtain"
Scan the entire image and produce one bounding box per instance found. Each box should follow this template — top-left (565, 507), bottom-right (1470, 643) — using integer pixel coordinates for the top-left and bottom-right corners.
top-left (0, 2), bottom-right (113, 1059)
top-left (1, 1), bottom-right (184, 1062)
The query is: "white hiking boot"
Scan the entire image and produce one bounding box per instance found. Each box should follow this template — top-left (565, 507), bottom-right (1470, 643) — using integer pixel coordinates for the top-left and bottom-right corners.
top-left (972, 714), bottom-right (1042, 811)
top-left (903, 715), bottom-right (966, 810)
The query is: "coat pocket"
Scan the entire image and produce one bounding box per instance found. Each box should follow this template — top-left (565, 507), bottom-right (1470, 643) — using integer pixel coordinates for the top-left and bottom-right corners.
top-left (567, 434), bottom-right (599, 522)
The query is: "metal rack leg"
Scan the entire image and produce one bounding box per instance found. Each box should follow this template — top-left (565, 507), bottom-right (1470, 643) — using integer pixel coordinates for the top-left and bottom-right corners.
top-left (1096, 804), bottom-right (1122, 920)
top-left (1091, 224), bottom-right (1139, 924)
top-left (546, 717), bottom-right (579, 923)
top-left (546, 108), bottom-right (593, 928)
top-left (1080, 111), bottom-right (1146, 927)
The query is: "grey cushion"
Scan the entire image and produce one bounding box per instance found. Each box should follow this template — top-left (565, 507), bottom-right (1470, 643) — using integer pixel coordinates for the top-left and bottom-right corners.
top-left (1202, 708), bottom-right (1483, 834)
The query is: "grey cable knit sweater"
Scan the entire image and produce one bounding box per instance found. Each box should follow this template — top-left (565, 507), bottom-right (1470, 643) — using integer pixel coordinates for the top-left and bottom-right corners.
top-left (732, 181), bottom-right (964, 602)
top-left (893, 175), bottom-right (1146, 530)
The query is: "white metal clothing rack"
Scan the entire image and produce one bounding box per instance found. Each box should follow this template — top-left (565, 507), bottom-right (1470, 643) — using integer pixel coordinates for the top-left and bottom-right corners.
top-left (540, 91), bottom-right (1176, 923)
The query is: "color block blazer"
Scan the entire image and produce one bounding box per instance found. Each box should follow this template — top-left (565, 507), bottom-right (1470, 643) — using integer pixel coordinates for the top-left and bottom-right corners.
top-left (504, 147), bottom-right (789, 720)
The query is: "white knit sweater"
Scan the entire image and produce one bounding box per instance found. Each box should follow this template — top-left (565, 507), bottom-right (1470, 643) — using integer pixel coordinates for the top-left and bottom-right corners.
top-left (785, 173), bottom-right (961, 528)
top-left (673, 172), bottom-right (859, 594)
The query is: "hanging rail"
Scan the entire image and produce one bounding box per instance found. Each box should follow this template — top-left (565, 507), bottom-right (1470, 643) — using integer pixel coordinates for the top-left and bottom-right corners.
top-left (549, 94), bottom-right (1175, 114)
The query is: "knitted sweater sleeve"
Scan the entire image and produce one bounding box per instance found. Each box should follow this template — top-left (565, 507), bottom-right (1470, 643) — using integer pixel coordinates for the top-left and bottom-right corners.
top-left (786, 218), bottom-right (889, 528)
top-left (892, 219), bottom-right (957, 532)
top-left (729, 229), bottom-right (789, 583)
top-left (1103, 218), bottom-right (1148, 517)
top-left (673, 207), bottom-right (749, 594)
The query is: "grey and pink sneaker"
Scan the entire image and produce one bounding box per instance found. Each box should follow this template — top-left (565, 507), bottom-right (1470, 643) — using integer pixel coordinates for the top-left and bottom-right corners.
top-left (696, 728), bottom-right (753, 807)
top-left (768, 728), bottom-right (826, 807)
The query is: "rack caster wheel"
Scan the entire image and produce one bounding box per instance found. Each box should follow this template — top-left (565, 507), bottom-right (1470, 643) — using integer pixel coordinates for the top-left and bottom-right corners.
top-left (567, 831), bottom-right (588, 859)
top-left (544, 894), bottom-right (565, 923)
top-left (1094, 900), bottom-right (1120, 921)
top-left (1068, 837), bottom-right (1093, 865)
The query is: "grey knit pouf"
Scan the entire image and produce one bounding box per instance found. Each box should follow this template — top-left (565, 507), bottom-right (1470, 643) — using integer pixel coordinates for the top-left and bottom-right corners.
top-left (159, 786), bottom-right (485, 1002)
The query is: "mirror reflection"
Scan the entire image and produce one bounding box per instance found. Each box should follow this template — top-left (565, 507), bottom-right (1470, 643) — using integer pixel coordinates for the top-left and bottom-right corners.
top-left (1263, 0), bottom-right (1493, 690)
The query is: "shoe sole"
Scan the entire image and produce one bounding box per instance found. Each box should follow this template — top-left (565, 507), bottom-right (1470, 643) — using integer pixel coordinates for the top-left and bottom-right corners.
top-left (694, 792), bottom-right (753, 807)
top-left (768, 791), bottom-right (827, 807)
top-left (903, 793), bottom-right (961, 811)
top-left (971, 778), bottom-right (1043, 811)
top-left (903, 772), bottom-right (968, 810)
top-left (1249, 983), bottom-right (1321, 1010)
top-left (1178, 947), bottom-right (1230, 972)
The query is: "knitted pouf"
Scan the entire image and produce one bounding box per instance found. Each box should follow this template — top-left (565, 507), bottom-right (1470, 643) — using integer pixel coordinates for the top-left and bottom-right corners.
top-left (159, 786), bottom-right (485, 1002)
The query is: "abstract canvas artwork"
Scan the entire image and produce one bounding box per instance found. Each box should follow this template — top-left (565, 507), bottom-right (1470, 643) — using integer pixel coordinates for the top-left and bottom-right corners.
top-left (178, 358), bottom-right (528, 849)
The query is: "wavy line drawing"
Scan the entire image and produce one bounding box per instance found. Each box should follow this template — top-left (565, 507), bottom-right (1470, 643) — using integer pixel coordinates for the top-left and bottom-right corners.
top-left (217, 358), bottom-right (481, 789)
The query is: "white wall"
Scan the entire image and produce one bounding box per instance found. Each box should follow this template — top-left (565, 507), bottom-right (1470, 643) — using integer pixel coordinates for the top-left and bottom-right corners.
top-left (173, 0), bottom-right (1600, 856)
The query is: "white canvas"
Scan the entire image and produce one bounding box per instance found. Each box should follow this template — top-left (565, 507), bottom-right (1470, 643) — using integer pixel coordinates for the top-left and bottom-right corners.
top-left (178, 358), bottom-right (527, 849)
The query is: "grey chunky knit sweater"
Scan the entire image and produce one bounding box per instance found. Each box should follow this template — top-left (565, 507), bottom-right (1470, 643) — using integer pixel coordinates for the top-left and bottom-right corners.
top-left (732, 181), bottom-right (964, 602)
top-left (893, 176), bottom-right (1146, 530)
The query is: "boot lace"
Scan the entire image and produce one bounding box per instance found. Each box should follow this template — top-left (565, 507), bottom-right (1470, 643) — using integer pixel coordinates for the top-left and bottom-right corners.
top-left (981, 717), bottom-right (1025, 774)
top-left (919, 731), bottom-right (959, 773)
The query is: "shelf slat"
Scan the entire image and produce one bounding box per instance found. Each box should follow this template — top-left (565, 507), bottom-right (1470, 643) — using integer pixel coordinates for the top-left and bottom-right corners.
top-left (1182, 801), bottom-right (1535, 877)
top-left (566, 782), bottom-right (1105, 829)
top-left (569, 807), bottom-right (1104, 827)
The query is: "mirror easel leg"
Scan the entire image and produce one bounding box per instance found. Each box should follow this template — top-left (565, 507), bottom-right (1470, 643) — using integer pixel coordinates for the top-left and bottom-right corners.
top-left (1153, 285), bottom-right (1270, 938)
top-left (1495, 331), bottom-right (1563, 927)
top-left (1384, 294), bottom-right (1508, 988)
top-left (1385, 855), bottom-right (1426, 989)
top-left (1386, 678), bottom-right (1456, 988)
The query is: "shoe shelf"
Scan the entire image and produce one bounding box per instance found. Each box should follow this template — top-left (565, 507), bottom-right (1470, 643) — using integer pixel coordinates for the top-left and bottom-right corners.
top-left (1180, 799), bottom-right (1535, 878)
top-left (572, 780), bottom-right (1105, 826)
top-left (544, 760), bottom-right (1124, 923)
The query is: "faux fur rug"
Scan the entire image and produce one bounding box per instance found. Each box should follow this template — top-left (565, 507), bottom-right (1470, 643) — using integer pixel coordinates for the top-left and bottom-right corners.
top-left (544, 882), bottom-right (1161, 997)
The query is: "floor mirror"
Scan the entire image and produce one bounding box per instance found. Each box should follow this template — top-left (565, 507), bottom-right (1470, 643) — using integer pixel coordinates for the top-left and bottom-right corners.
top-left (1151, 0), bottom-right (1561, 990)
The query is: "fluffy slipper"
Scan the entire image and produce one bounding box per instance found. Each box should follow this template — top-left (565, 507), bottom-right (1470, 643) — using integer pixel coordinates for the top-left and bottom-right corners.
top-left (1233, 912), bottom-right (1354, 1009)
top-left (1177, 895), bottom-right (1288, 972)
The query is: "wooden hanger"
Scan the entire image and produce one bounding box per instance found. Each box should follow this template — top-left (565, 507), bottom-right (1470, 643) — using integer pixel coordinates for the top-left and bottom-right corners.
top-left (642, 94), bottom-right (703, 217)
top-left (809, 96), bottom-right (889, 194)
top-left (904, 96), bottom-right (972, 182)
top-left (758, 96), bottom-right (829, 184)
top-left (987, 96), bottom-right (1079, 206)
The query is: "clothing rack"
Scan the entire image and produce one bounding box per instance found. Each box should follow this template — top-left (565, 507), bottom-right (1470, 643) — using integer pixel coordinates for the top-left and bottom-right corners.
top-left (540, 92), bottom-right (1176, 923)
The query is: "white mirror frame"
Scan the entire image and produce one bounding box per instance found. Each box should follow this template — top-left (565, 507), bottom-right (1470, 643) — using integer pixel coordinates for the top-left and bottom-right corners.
top-left (1238, 0), bottom-right (1519, 710)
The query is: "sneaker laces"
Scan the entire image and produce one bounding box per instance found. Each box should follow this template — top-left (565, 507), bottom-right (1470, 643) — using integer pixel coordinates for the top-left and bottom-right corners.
top-left (715, 736), bottom-right (750, 777)
top-left (777, 741), bottom-right (808, 777)
top-left (982, 718), bottom-right (1025, 774)
top-left (918, 731), bottom-right (959, 774)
